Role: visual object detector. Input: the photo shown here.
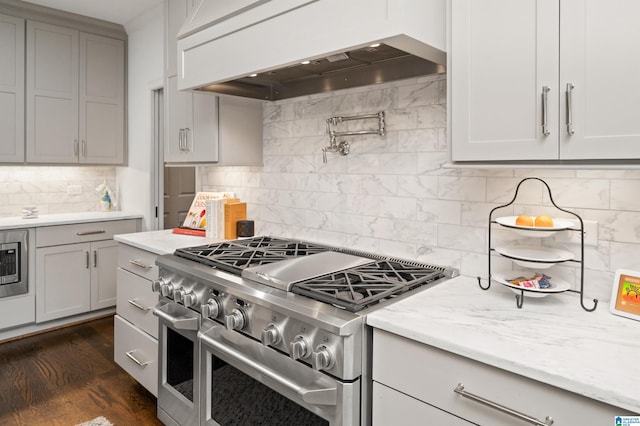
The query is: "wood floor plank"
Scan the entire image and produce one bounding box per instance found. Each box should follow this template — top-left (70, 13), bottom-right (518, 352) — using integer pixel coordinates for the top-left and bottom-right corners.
top-left (0, 316), bottom-right (162, 426)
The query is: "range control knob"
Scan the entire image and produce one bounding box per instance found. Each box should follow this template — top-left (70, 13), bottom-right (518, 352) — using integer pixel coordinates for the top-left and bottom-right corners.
top-left (161, 281), bottom-right (177, 298)
top-left (260, 324), bottom-right (282, 347)
top-left (201, 298), bottom-right (222, 319)
top-left (290, 335), bottom-right (310, 360)
top-left (181, 291), bottom-right (198, 308)
top-left (313, 345), bottom-right (335, 371)
top-left (224, 309), bottom-right (246, 331)
top-left (172, 287), bottom-right (185, 302)
top-left (151, 277), bottom-right (166, 293)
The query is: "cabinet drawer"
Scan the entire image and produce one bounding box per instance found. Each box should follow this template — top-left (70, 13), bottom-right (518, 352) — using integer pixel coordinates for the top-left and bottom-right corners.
top-left (36, 219), bottom-right (139, 247)
top-left (372, 329), bottom-right (629, 425)
top-left (372, 382), bottom-right (472, 426)
top-left (116, 268), bottom-right (159, 338)
top-left (117, 243), bottom-right (159, 280)
top-left (114, 315), bottom-right (158, 397)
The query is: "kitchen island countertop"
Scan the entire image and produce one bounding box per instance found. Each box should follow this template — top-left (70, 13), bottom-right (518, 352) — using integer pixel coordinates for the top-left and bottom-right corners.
top-left (367, 275), bottom-right (640, 414)
top-left (114, 229), bottom-right (223, 255)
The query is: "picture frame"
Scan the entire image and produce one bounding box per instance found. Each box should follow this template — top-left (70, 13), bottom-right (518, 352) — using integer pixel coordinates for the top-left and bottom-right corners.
top-left (610, 269), bottom-right (640, 321)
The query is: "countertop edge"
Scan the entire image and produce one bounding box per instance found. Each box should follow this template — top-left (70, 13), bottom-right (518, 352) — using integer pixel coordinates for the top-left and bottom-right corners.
top-left (0, 212), bottom-right (143, 230)
top-left (366, 275), bottom-right (640, 414)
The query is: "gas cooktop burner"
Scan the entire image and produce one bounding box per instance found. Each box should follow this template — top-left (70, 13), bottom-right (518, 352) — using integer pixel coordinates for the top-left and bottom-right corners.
top-left (175, 236), bottom-right (334, 275)
top-left (292, 260), bottom-right (446, 312)
top-left (173, 236), bottom-right (450, 312)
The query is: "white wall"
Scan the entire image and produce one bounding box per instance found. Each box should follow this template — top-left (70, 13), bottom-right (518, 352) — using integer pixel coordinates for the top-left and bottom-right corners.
top-left (200, 74), bottom-right (640, 304)
top-left (117, 3), bottom-right (164, 231)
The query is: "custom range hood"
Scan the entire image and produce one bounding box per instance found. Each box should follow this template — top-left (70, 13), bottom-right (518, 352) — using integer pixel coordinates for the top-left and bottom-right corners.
top-left (177, 0), bottom-right (446, 101)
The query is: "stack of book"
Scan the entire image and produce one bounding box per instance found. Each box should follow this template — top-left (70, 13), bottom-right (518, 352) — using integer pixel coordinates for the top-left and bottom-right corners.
top-left (172, 191), bottom-right (243, 238)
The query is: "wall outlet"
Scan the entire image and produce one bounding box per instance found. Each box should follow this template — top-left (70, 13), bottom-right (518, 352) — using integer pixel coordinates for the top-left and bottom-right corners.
top-left (66, 185), bottom-right (82, 195)
top-left (559, 219), bottom-right (598, 247)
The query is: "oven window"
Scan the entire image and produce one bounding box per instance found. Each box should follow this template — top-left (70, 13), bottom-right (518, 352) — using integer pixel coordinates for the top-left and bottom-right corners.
top-left (209, 355), bottom-right (329, 426)
top-left (167, 328), bottom-right (194, 402)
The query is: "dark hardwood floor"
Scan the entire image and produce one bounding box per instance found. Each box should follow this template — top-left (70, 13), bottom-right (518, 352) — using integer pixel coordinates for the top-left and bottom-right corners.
top-left (0, 316), bottom-right (163, 426)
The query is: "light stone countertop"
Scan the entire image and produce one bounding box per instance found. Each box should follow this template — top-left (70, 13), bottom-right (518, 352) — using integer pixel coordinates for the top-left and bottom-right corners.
top-left (366, 275), bottom-right (640, 414)
top-left (0, 211), bottom-right (143, 230)
top-left (114, 229), bottom-right (223, 255)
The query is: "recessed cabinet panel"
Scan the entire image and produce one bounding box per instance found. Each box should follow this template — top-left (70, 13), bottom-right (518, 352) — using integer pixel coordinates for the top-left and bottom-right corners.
top-left (79, 33), bottom-right (125, 164)
top-left (32, 96), bottom-right (76, 160)
top-left (560, 0), bottom-right (640, 159)
top-left (450, 0), bottom-right (559, 161)
top-left (26, 21), bottom-right (79, 163)
top-left (36, 243), bottom-right (91, 323)
top-left (0, 14), bottom-right (24, 163)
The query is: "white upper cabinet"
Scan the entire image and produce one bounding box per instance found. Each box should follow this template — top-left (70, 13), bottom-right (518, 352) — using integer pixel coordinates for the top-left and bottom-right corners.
top-left (164, 0), bottom-right (263, 165)
top-left (166, 74), bottom-right (220, 163)
top-left (26, 21), bottom-right (79, 163)
top-left (79, 33), bottom-right (125, 164)
top-left (559, 0), bottom-right (640, 159)
top-left (0, 13), bottom-right (25, 163)
top-left (26, 21), bottom-right (125, 164)
top-left (450, 0), bottom-right (640, 162)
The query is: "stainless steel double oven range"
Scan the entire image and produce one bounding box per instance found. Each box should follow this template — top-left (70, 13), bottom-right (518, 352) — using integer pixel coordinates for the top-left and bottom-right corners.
top-left (152, 236), bottom-right (456, 426)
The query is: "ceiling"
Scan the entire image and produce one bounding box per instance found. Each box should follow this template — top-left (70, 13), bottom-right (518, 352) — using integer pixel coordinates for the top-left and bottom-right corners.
top-left (21, 0), bottom-right (163, 25)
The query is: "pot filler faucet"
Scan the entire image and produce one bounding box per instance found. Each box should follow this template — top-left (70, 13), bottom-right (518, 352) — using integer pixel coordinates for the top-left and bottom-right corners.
top-left (322, 111), bottom-right (386, 163)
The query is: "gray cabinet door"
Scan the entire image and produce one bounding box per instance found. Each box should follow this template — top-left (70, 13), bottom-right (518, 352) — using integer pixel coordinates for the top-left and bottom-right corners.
top-left (79, 33), bottom-right (125, 164)
top-left (26, 21), bottom-right (79, 163)
top-left (0, 14), bottom-right (25, 163)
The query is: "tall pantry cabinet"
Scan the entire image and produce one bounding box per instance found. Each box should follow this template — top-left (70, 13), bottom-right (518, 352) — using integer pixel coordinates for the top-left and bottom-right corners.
top-left (0, 13), bottom-right (24, 163)
top-left (450, 0), bottom-right (640, 162)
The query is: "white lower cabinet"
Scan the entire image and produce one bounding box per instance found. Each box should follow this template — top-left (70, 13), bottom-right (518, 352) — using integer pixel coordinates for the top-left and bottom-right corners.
top-left (34, 219), bottom-right (139, 323)
top-left (114, 243), bottom-right (160, 396)
top-left (372, 329), bottom-right (632, 425)
top-left (114, 315), bottom-right (158, 396)
top-left (372, 382), bottom-right (472, 426)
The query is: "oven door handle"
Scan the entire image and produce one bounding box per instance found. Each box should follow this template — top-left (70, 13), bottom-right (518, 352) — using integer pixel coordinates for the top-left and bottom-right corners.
top-left (153, 303), bottom-right (200, 331)
top-left (199, 330), bottom-right (337, 406)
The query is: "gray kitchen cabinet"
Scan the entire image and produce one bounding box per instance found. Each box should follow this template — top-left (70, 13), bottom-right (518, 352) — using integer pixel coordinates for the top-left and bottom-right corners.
top-left (35, 219), bottom-right (139, 323)
top-left (450, 0), bottom-right (640, 162)
top-left (0, 13), bottom-right (25, 163)
top-left (164, 0), bottom-right (263, 165)
top-left (26, 21), bottom-right (125, 165)
top-left (372, 328), bottom-right (632, 425)
top-left (166, 74), bottom-right (220, 163)
top-left (114, 243), bottom-right (161, 396)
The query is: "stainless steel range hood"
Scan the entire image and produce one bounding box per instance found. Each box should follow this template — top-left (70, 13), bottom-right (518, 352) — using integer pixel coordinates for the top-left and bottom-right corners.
top-left (177, 0), bottom-right (446, 101)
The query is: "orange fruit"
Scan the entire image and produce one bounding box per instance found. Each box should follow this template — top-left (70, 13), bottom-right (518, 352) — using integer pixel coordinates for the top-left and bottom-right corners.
top-left (515, 215), bottom-right (534, 226)
top-left (534, 215), bottom-right (554, 227)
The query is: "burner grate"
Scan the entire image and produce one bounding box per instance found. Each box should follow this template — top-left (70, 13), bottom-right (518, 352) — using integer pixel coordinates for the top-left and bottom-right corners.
top-left (292, 260), bottom-right (445, 312)
top-left (174, 236), bottom-right (334, 274)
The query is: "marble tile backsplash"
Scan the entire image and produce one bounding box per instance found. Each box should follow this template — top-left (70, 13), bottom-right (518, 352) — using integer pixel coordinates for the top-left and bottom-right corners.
top-left (0, 166), bottom-right (116, 216)
top-left (201, 74), bottom-right (640, 303)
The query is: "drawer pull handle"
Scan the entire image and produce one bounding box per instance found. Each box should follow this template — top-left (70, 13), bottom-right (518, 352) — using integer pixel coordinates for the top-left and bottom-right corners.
top-left (76, 230), bottom-right (106, 236)
top-left (128, 259), bottom-right (152, 270)
top-left (125, 350), bottom-right (150, 367)
top-left (454, 383), bottom-right (554, 425)
top-left (128, 299), bottom-right (151, 312)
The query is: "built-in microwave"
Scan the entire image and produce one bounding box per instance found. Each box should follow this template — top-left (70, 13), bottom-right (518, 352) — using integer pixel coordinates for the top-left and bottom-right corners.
top-left (0, 229), bottom-right (28, 298)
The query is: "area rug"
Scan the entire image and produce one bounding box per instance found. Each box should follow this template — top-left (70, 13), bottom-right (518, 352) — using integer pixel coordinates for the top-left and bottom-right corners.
top-left (75, 416), bottom-right (113, 426)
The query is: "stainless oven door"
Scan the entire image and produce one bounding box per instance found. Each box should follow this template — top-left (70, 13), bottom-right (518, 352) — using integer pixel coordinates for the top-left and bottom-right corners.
top-left (199, 323), bottom-right (360, 426)
top-left (155, 301), bottom-right (201, 426)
